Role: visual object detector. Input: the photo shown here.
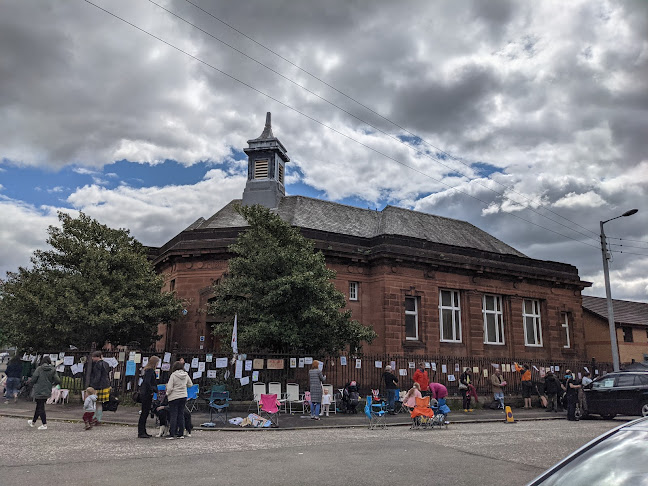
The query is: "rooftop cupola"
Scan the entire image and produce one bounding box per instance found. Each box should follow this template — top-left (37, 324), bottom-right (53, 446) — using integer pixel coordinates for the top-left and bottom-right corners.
top-left (241, 112), bottom-right (290, 208)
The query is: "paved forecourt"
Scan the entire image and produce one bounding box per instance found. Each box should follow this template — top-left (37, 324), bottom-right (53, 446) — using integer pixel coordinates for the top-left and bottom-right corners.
top-left (0, 415), bottom-right (622, 486)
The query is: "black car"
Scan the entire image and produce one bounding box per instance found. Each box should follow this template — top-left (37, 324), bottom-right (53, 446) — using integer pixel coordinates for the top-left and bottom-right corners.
top-left (527, 417), bottom-right (648, 485)
top-left (583, 371), bottom-right (648, 419)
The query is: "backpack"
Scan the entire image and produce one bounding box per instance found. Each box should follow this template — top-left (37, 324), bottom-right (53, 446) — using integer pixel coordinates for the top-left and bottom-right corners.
top-left (489, 400), bottom-right (500, 410)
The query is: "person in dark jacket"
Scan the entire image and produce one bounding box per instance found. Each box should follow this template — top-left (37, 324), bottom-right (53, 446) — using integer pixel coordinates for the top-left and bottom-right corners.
top-left (138, 356), bottom-right (159, 438)
top-left (459, 368), bottom-right (474, 412)
top-left (382, 365), bottom-right (399, 414)
top-left (544, 371), bottom-right (564, 412)
top-left (28, 356), bottom-right (61, 430)
top-left (565, 370), bottom-right (581, 421)
top-left (4, 356), bottom-right (22, 403)
top-left (89, 351), bottom-right (111, 425)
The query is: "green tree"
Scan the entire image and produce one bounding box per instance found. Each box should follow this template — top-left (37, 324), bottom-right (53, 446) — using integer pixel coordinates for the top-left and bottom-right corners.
top-left (209, 204), bottom-right (377, 354)
top-left (0, 212), bottom-right (183, 349)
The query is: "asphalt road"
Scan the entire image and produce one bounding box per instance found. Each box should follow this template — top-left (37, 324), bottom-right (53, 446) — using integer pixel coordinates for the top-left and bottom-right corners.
top-left (0, 416), bottom-right (621, 486)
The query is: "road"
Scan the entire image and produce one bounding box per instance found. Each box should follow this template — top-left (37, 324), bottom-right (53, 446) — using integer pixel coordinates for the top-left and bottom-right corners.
top-left (0, 415), bottom-right (621, 486)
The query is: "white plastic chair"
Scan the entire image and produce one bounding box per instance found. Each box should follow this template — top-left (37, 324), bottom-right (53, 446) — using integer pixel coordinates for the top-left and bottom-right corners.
top-left (286, 383), bottom-right (306, 414)
top-left (268, 382), bottom-right (287, 413)
top-left (252, 382), bottom-right (266, 412)
top-left (323, 384), bottom-right (337, 414)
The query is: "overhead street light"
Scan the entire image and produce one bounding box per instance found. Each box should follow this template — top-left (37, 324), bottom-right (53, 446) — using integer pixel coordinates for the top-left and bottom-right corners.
top-left (600, 208), bottom-right (639, 371)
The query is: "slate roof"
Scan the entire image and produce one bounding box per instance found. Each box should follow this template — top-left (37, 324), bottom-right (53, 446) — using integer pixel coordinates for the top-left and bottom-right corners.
top-left (582, 295), bottom-right (648, 327)
top-left (195, 195), bottom-right (526, 257)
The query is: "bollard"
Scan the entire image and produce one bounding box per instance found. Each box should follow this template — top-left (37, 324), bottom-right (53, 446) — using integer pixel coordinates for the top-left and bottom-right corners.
top-left (505, 405), bottom-right (516, 423)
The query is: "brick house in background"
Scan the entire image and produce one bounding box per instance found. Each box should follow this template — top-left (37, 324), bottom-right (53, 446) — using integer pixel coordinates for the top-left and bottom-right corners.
top-left (582, 295), bottom-right (648, 364)
top-left (149, 113), bottom-right (590, 361)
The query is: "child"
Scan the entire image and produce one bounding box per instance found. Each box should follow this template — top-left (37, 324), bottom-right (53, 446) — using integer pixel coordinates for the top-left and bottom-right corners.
top-left (83, 387), bottom-right (97, 430)
top-left (402, 382), bottom-right (422, 411)
top-left (321, 388), bottom-right (332, 417)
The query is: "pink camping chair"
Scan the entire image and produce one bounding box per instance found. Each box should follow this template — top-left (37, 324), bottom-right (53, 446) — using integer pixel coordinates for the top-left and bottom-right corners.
top-left (259, 393), bottom-right (279, 427)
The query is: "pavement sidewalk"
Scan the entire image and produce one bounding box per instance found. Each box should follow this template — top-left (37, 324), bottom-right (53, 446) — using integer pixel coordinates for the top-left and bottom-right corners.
top-left (0, 399), bottom-right (567, 430)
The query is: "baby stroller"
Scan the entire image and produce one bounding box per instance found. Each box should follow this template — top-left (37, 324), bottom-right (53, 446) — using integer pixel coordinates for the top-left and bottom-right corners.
top-left (340, 381), bottom-right (360, 414)
top-left (430, 397), bottom-right (451, 429)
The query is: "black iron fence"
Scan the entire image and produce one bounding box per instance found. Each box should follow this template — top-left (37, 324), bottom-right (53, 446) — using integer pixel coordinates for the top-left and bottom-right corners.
top-left (26, 350), bottom-right (611, 402)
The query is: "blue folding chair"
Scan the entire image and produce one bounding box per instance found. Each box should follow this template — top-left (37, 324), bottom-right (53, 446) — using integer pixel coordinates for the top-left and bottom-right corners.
top-left (364, 395), bottom-right (387, 429)
top-left (208, 391), bottom-right (231, 424)
top-left (153, 384), bottom-right (166, 401)
top-left (185, 384), bottom-right (200, 413)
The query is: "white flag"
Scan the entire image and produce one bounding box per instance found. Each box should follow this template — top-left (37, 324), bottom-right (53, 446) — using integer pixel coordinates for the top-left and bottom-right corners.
top-left (231, 314), bottom-right (238, 354)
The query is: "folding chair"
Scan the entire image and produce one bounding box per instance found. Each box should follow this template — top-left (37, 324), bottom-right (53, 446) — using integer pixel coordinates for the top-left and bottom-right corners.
top-left (286, 383), bottom-right (306, 414)
top-left (185, 384), bottom-right (200, 413)
top-left (259, 393), bottom-right (279, 427)
top-left (268, 382), bottom-right (287, 413)
top-left (202, 384), bottom-right (225, 408)
top-left (251, 382), bottom-right (266, 412)
top-left (303, 391), bottom-right (311, 415)
top-left (322, 384), bottom-right (337, 414)
top-left (208, 391), bottom-right (231, 425)
top-left (410, 396), bottom-right (434, 430)
top-left (365, 395), bottom-right (387, 429)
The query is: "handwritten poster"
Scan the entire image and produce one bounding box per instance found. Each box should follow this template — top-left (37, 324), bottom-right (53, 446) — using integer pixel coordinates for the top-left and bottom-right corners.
top-left (235, 360), bottom-right (243, 379)
top-left (125, 360), bottom-right (136, 376)
top-left (267, 359), bottom-right (284, 370)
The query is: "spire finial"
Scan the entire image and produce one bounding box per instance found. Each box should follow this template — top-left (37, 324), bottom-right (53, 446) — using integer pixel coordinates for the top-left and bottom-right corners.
top-left (258, 111), bottom-right (274, 139)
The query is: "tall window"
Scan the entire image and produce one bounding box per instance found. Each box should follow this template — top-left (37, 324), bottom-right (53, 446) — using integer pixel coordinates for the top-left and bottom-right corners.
top-left (349, 282), bottom-right (359, 301)
top-left (439, 290), bottom-right (461, 342)
top-left (561, 313), bottom-right (571, 348)
top-left (483, 295), bottom-right (504, 344)
top-left (405, 296), bottom-right (419, 340)
top-left (254, 159), bottom-right (269, 179)
top-left (623, 327), bottom-right (633, 343)
top-left (523, 299), bottom-right (543, 347)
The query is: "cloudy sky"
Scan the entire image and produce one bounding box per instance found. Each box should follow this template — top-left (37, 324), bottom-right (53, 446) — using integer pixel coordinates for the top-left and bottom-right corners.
top-left (1, 0), bottom-right (647, 302)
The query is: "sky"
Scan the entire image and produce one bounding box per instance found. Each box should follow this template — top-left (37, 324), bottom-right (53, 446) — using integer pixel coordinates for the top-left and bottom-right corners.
top-left (1, 0), bottom-right (647, 302)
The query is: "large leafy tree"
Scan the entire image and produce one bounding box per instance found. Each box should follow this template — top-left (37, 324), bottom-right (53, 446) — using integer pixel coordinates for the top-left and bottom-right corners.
top-left (0, 212), bottom-right (183, 349)
top-left (209, 204), bottom-right (377, 354)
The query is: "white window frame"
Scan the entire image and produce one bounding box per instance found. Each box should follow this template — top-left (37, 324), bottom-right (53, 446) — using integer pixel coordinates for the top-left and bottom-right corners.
top-left (439, 289), bottom-right (461, 343)
top-left (562, 313), bottom-right (571, 349)
top-left (482, 294), bottom-right (505, 345)
top-left (522, 299), bottom-right (543, 347)
top-left (405, 296), bottom-right (419, 341)
top-left (349, 281), bottom-right (359, 301)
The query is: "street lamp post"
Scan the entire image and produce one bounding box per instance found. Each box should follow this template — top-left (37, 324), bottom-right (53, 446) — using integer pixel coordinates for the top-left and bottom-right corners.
top-left (600, 209), bottom-right (638, 371)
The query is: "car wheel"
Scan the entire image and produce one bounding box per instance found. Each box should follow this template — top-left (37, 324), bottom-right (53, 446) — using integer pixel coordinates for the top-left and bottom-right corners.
top-left (641, 402), bottom-right (648, 417)
top-left (601, 413), bottom-right (616, 420)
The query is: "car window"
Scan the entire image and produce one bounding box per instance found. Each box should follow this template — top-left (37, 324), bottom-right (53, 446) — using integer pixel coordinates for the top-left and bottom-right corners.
top-left (638, 375), bottom-right (648, 386)
top-left (616, 375), bottom-right (637, 387)
top-left (534, 430), bottom-right (648, 485)
top-left (592, 377), bottom-right (615, 389)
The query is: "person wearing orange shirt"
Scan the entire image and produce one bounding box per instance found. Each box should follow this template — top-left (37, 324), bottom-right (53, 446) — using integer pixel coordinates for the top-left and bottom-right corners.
top-left (412, 363), bottom-right (430, 396)
top-left (515, 362), bottom-right (533, 409)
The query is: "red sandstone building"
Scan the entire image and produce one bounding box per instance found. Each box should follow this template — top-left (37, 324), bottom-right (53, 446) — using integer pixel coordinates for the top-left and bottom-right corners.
top-left (150, 114), bottom-right (590, 360)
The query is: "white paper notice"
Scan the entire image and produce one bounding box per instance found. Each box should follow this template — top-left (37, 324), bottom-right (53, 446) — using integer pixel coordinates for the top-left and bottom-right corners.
top-left (441, 364), bottom-right (447, 373)
top-left (399, 369), bottom-right (407, 376)
top-left (163, 352), bottom-right (171, 363)
top-left (375, 360), bottom-right (382, 368)
top-left (191, 358), bottom-right (199, 368)
top-left (193, 371), bottom-right (202, 380)
top-left (184, 363), bottom-right (190, 372)
top-left (431, 362), bottom-right (437, 371)
top-left (206, 354), bottom-right (213, 363)
top-left (290, 358), bottom-right (297, 368)
top-left (304, 357), bottom-right (313, 365)
top-left (340, 356), bottom-right (347, 366)
top-left (408, 362), bottom-right (415, 369)
top-left (63, 356), bottom-right (74, 366)
top-left (355, 359), bottom-right (362, 369)
top-left (245, 360), bottom-right (252, 371)
top-left (56, 364), bottom-right (64, 372)
top-left (390, 361), bottom-right (396, 370)
top-left (252, 371), bottom-right (259, 381)
top-left (142, 357), bottom-right (149, 367)
top-left (318, 361), bottom-right (324, 371)
top-left (105, 357), bottom-right (119, 368)
top-left (448, 374), bottom-right (456, 381)
top-left (198, 362), bottom-right (206, 372)
top-left (235, 360), bottom-right (243, 379)
top-left (240, 376), bottom-right (250, 386)
top-left (298, 358), bottom-right (305, 368)
top-left (215, 358), bottom-right (228, 368)
top-left (455, 363), bottom-right (460, 372)
top-left (207, 370), bottom-right (217, 378)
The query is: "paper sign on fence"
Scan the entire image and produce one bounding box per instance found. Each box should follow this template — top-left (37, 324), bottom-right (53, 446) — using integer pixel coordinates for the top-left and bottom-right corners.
top-left (235, 360), bottom-right (243, 379)
top-left (355, 359), bottom-right (361, 369)
top-left (375, 361), bottom-right (382, 368)
top-left (245, 360), bottom-right (253, 371)
top-left (441, 364), bottom-right (447, 373)
top-left (340, 356), bottom-right (347, 366)
top-left (252, 371), bottom-right (259, 382)
top-left (290, 358), bottom-right (297, 368)
top-left (125, 361), bottom-right (136, 376)
top-left (163, 352), bottom-right (171, 363)
top-left (63, 356), bottom-right (74, 366)
top-left (206, 354), bottom-right (213, 363)
top-left (215, 358), bottom-right (228, 368)
top-left (399, 369), bottom-right (407, 376)
top-left (198, 362), bottom-right (205, 372)
top-left (240, 376), bottom-right (250, 386)
top-left (298, 358), bottom-right (305, 368)
top-left (207, 370), bottom-right (217, 378)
